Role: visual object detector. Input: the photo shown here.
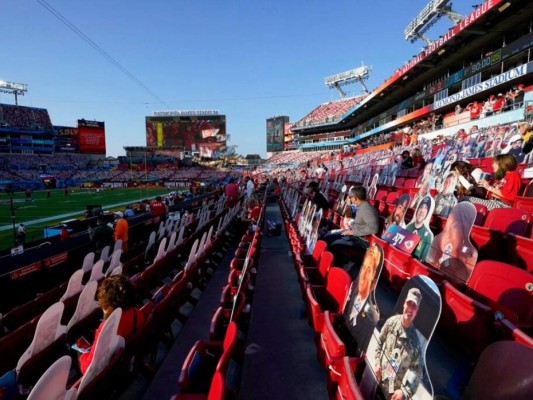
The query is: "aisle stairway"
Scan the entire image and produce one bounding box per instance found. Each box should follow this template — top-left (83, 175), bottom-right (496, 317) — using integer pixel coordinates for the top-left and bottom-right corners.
top-left (239, 203), bottom-right (328, 399)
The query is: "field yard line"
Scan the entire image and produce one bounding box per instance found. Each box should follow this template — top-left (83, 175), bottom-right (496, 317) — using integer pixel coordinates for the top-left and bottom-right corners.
top-left (0, 200), bottom-right (133, 232)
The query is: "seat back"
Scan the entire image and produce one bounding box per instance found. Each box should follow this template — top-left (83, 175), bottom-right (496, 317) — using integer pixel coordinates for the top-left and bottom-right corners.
top-left (16, 302), bottom-right (66, 372)
top-left (66, 280), bottom-right (99, 334)
top-left (81, 252), bottom-right (95, 274)
top-left (312, 240), bottom-right (328, 265)
top-left (463, 341), bottom-right (533, 400)
top-left (468, 260), bottom-right (533, 323)
top-left (483, 207), bottom-right (531, 236)
top-left (77, 308), bottom-right (124, 396)
top-left (88, 259), bottom-right (105, 283)
top-left (60, 269), bottom-right (85, 302)
top-left (318, 251), bottom-right (335, 280)
top-left (27, 355), bottom-right (77, 400)
top-left (335, 357), bottom-right (364, 400)
top-left (325, 267), bottom-right (352, 311)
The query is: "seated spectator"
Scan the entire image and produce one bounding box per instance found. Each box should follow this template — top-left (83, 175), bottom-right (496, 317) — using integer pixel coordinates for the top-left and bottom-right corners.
top-left (124, 205), bottom-right (135, 218)
top-left (89, 216), bottom-right (114, 257)
top-left (78, 275), bottom-right (145, 375)
top-left (411, 148), bottom-right (425, 169)
top-left (450, 160), bottom-right (485, 199)
top-left (462, 154), bottom-right (521, 210)
top-left (323, 187), bottom-right (379, 271)
top-left (306, 181), bottom-right (330, 212)
top-left (400, 150), bottom-right (414, 169)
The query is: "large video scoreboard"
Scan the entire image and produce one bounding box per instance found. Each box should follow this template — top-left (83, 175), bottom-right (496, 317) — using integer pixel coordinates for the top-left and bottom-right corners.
top-left (77, 119), bottom-right (106, 154)
top-left (266, 116), bottom-right (288, 152)
top-left (146, 111), bottom-right (226, 159)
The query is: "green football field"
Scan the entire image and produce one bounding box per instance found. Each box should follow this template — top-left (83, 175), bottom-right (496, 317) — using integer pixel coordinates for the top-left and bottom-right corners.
top-left (0, 187), bottom-right (175, 251)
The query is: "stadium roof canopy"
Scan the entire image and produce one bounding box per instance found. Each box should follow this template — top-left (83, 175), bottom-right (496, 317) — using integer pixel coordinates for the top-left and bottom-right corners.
top-left (294, 0), bottom-right (532, 136)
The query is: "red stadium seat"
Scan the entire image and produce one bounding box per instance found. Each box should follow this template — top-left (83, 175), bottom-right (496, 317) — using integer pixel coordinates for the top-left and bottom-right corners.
top-left (329, 357), bottom-right (365, 400)
top-left (467, 260), bottom-right (533, 326)
top-left (298, 250), bottom-right (334, 292)
top-left (470, 224), bottom-right (504, 261)
top-left (382, 245), bottom-right (412, 293)
top-left (506, 233), bottom-right (533, 273)
top-left (441, 259), bottom-right (533, 357)
top-left (513, 196), bottom-right (533, 215)
top-left (178, 322), bottom-right (238, 394)
top-left (304, 267), bottom-right (351, 333)
top-left (462, 341), bottom-right (533, 399)
top-left (483, 207), bottom-right (531, 236)
top-left (299, 239), bottom-right (327, 268)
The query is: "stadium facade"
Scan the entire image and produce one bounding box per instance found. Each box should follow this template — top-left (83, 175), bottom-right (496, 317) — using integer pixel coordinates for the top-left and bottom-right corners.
top-left (290, 0), bottom-right (533, 152)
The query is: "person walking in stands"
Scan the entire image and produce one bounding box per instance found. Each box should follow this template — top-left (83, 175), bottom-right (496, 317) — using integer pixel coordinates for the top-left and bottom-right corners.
top-left (114, 211), bottom-right (128, 251)
top-left (225, 178), bottom-right (239, 207)
top-left (245, 176), bottom-right (255, 198)
top-left (60, 224), bottom-right (70, 241)
top-left (16, 224), bottom-right (26, 245)
top-left (324, 186), bottom-right (379, 270)
top-left (306, 181), bottom-right (330, 212)
top-left (78, 275), bottom-right (145, 375)
top-left (89, 215), bottom-right (114, 257)
top-left (463, 153), bottom-right (521, 211)
top-left (150, 196), bottom-right (167, 220)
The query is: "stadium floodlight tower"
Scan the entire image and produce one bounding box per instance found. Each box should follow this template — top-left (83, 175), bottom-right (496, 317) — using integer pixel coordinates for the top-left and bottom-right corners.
top-left (0, 80), bottom-right (28, 106)
top-left (404, 0), bottom-right (463, 45)
top-left (324, 63), bottom-right (372, 98)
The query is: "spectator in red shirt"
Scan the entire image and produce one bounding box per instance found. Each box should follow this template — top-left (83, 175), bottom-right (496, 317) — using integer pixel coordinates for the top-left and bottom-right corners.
top-left (493, 93), bottom-right (505, 113)
top-left (225, 178), bottom-right (239, 207)
top-left (78, 275), bottom-right (145, 375)
top-left (469, 101), bottom-right (482, 119)
top-left (463, 154), bottom-right (521, 210)
top-left (60, 224), bottom-right (70, 241)
top-left (150, 196), bottom-right (167, 219)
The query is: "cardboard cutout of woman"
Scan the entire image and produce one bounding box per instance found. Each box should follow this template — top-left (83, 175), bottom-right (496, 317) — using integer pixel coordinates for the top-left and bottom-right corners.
top-left (427, 202), bottom-right (478, 284)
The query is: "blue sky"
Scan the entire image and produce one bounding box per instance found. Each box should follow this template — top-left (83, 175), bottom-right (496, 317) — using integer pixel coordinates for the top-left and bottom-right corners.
top-left (1, 0), bottom-right (475, 158)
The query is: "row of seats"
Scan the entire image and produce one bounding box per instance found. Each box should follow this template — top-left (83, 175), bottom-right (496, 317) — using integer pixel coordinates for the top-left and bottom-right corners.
top-left (279, 185), bottom-right (533, 399)
top-left (174, 198), bottom-right (266, 399)
top-left (3, 197), bottom-right (238, 398)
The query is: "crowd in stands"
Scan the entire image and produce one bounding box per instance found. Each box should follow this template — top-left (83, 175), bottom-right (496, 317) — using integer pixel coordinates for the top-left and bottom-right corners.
top-left (0, 104), bottom-right (53, 131)
top-left (293, 95), bottom-right (366, 128)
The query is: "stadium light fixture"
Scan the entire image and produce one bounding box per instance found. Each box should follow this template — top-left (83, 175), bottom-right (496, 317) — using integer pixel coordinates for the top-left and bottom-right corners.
top-left (498, 2), bottom-right (511, 12)
top-left (324, 63), bottom-right (372, 97)
top-left (405, 0), bottom-right (462, 45)
top-left (0, 79), bottom-right (28, 106)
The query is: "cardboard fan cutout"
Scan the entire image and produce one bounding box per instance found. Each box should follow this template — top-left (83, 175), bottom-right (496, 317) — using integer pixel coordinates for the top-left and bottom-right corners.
top-left (364, 275), bottom-right (441, 400)
top-left (383, 194), bottom-right (411, 233)
top-left (404, 195), bottom-right (435, 261)
top-left (342, 243), bottom-right (384, 353)
top-left (434, 172), bottom-right (458, 218)
top-left (427, 202), bottom-right (478, 284)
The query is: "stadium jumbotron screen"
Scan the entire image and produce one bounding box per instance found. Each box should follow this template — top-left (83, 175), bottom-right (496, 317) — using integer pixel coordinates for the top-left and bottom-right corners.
top-left (145, 112), bottom-right (226, 159)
